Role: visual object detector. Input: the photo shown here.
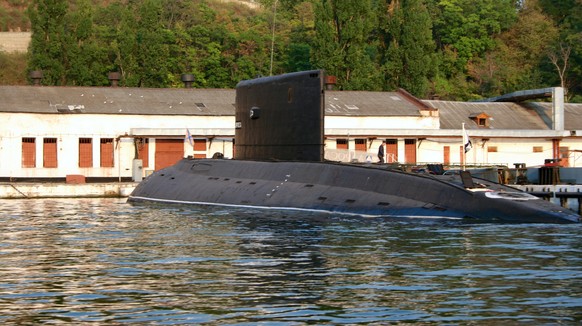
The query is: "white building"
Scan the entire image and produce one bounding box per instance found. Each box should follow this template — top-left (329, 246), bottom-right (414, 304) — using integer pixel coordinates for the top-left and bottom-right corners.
top-left (0, 86), bottom-right (235, 181)
top-left (1, 84), bottom-right (581, 182)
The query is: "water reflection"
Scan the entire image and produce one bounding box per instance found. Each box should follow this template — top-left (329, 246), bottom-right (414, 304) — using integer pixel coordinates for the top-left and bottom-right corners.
top-left (0, 199), bottom-right (581, 324)
top-left (230, 216), bottom-right (327, 307)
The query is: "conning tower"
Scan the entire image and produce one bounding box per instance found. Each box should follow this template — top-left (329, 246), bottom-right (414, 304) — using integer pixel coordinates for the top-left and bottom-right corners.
top-left (234, 70), bottom-right (325, 161)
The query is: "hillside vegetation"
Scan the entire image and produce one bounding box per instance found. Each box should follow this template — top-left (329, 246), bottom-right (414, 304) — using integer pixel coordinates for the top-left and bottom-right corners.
top-left (1, 0), bottom-right (581, 102)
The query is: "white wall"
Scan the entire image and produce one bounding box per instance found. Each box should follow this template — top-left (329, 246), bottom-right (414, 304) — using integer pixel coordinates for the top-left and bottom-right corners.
top-left (2, 111), bottom-right (582, 179)
top-left (326, 115), bottom-right (439, 130)
top-left (324, 136), bottom-right (582, 167)
top-left (0, 112), bottom-right (234, 179)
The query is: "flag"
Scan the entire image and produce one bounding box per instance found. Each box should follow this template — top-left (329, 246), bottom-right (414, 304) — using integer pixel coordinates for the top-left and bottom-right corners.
top-left (462, 123), bottom-right (472, 153)
top-left (185, 128), bottom-right (193, 147)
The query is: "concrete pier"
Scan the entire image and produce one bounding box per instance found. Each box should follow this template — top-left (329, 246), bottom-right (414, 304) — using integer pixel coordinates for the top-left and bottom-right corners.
top-left (0, 182), bottom-right (137, 199)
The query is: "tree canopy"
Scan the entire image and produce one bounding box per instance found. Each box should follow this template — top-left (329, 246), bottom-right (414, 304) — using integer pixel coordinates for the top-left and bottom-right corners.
top-left (4, 0), bottom-right (581, 101)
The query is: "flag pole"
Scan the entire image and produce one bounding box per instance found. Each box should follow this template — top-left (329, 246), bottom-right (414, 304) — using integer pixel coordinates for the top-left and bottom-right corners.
top-left (461, 123), bottom-right (473, 171)
top-left (462, 123), bottom-right (466, 171)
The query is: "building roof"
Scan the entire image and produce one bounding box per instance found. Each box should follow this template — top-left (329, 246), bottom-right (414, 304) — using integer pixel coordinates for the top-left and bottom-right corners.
top-left (0, 86), bottom-right (236, 116)
top-left (325, 90), bottom-right (428, 116)
top-left (522, 102), bottom-right (582, 130)
top-left (2, 85), bottom-right (582, 132)
top-left (424, 100), bottom-right (582, 131)
top-left (424, 100), bottom-right (550, 130)
top-left (0, 86), bottom-right (430, 117)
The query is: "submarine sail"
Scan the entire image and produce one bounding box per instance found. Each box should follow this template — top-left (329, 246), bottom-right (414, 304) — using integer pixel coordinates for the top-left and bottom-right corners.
top-left (128, 70), bottom-right (580, 224)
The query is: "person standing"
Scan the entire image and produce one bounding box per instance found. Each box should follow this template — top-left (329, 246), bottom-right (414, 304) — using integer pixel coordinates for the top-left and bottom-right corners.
top-left (378, 140), bottom-right (385, 163)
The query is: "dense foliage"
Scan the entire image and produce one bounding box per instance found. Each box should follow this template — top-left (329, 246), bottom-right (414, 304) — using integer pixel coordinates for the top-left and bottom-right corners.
top-left (3, 0), bottom-right (582, 101)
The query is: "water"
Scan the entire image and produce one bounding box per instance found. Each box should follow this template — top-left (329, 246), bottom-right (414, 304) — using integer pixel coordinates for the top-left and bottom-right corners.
top-left (1, 198), bottom-right (581, 324)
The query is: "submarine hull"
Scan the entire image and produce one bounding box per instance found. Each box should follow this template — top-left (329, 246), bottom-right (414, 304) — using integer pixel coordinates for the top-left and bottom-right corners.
top-left (129, 70), bottom-right (580, 224)
top-left (128, 158), bottom-right (580, 224)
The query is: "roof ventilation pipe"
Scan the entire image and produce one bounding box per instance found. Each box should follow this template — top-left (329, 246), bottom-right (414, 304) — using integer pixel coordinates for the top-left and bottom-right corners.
top-left (325, 75), bottom-right (336, 90)
top-left (552, 87), bottom-right (564, 131)
top-left (29, 70), bottom-right (43, 86)
top-left (108, 72), bottom-right (121, 87)
top-left (181, 74), bottom-right (195, 88)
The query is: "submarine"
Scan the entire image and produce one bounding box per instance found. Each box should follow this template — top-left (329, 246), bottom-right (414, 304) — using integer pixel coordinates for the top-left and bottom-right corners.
top-left (129, 70), bottom-right (580, 224)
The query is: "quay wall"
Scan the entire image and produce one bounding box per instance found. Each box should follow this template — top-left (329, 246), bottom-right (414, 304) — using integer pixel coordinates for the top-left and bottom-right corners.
top-left (0, 182), bottom-right (136, 199)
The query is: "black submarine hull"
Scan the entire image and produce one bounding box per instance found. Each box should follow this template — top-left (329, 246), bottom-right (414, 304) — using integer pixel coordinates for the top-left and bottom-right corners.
top-left (128, 158), bottom-right (580, 224)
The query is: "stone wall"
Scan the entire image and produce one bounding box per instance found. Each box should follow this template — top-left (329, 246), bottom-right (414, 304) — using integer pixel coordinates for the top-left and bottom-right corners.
top-left (0, 32), bottom-right (31, 53)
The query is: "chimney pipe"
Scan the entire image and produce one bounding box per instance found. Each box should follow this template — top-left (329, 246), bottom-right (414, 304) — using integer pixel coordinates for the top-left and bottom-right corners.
top-left (181, 74), bottom-right (195, 88)
top-left (108, 72), bottom-right (121, 87)
top-left (552, 87), bottom-right (564, 131)
top-left (29, 70), bottom-right (43, 86)
top-left (325, 75), bottom-right (337, 90)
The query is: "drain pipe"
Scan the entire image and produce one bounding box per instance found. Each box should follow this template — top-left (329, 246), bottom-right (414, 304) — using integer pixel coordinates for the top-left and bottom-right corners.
top-left (552, 87), bottom-right (564, 131)
top-left (552, 87), bottom-right (565, 163)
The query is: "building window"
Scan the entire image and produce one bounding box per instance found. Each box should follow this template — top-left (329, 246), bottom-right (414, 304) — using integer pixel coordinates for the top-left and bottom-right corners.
top-left (43, 138), bottom-right (58, 168)
top-left (469, 112), bottom-right (491, 128)
top-left (22, 137), bottom-right (36, 168)
top-left (194, 139), bottom-right (207, 158)
top-left (355, 139), bottom-right (367, 151)
top-left (100, 138), bottom-right (114, 167)
top-left (336, 139), bottom-right (348, 150)
top-left (194, 139), bottom-right (206, 151)
top-left (79, 138), bottom-right (93, 167)
top-left (533, 146), bottom-right (543, 153)
top-left (487, 146), bottom-right (498, 153)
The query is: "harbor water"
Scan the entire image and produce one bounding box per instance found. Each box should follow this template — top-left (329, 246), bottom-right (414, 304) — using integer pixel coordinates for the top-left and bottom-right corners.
top-left (1, 198), bottom-right (581, 324)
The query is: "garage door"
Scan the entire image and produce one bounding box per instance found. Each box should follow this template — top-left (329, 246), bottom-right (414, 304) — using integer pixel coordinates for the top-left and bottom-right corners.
top-left (155, 139), bottom-right (184, 170)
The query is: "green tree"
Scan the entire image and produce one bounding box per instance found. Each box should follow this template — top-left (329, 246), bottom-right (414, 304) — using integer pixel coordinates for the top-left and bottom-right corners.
top-left (92, 2), bottom-right (134, 86)
top-left (27, 0), bottom-right (69, 85)
top-left (283, 2), bottom-right (316, 72)
top-left (538, 0), bottom-right (582, 101)
top-left (312, 0), bottom-right (381, 90)
top-left (431, 0), bottom-right (517, 75)
top-left (19, 0), bottom-right (580, 100)
top-left (63, 0), bottom-right (111, 86)
top-left (469, 0), bottom-right (559, 96)
top-left (132, 0), bottom-right (171, 87)
top-left (379, 0), bottom-right (436, 97)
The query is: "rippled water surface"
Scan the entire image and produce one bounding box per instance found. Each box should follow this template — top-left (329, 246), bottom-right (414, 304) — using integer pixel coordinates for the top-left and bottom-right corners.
top-left (1, 198), bottom-right (581, 324)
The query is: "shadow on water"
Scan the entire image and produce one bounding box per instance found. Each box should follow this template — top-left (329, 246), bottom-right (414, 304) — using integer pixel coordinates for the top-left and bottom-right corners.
top-left (0, 198), bottom-right (581, 324)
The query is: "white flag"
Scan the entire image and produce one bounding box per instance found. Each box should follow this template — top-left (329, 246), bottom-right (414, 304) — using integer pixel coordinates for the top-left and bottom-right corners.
top-left (462, 124), bottom-right (472, 153)
top-left (185, 128), bottom-right (193, 147)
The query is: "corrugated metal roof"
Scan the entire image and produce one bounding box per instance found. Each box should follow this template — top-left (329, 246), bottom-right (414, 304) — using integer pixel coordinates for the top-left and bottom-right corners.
top-left (325, 90), bottom-right (424, 116)
top-left (0, 86), bottom-right (428, 117)
top-left (2, 86), bottom-right (582, 132)
top-left (0, 86), bottom-right (236, 115)
top-left (424, 100), bottom-right (551, 130)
